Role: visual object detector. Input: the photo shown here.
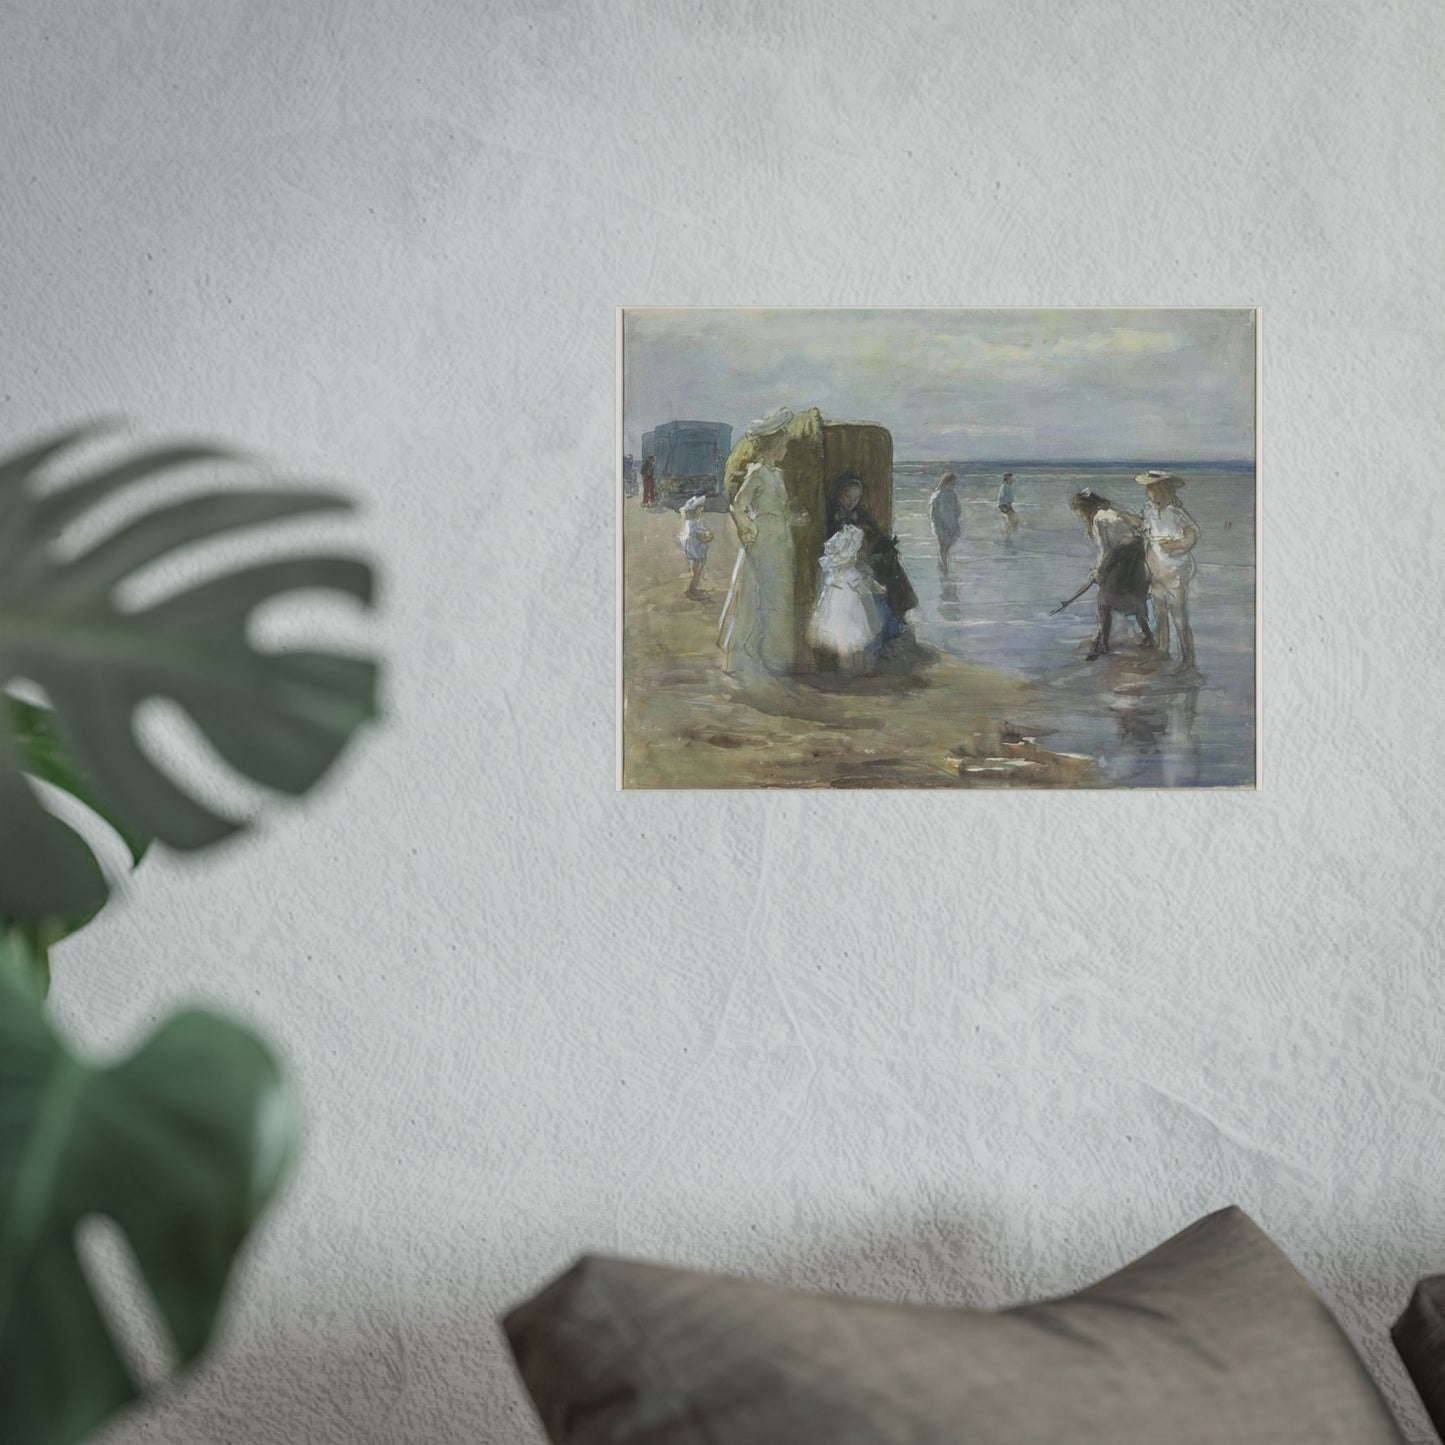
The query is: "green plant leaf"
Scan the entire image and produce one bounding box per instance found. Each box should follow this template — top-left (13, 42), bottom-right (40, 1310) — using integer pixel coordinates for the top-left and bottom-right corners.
top-left (9, 698), bottom-right (150, 869)
top-left (0, 425), bottom-right (378, 923)
top-left (0, 945), bottom-right (294, 1445)
top-left (0, 925), bottom-right (49, 1001)
top-left (4, 698), bottom-right (150, 960)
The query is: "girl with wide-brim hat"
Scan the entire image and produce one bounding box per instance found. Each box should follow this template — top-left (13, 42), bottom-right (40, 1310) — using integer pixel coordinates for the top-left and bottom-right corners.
top-left (1135, 470), bottom-right (1201, 672)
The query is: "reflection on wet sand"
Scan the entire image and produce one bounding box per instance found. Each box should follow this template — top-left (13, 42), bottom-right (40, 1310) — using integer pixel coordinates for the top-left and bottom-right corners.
top-left (1109, 676), bottom-right (1202, 788)
top-left (1002, 647), bottom-right (1210, 789)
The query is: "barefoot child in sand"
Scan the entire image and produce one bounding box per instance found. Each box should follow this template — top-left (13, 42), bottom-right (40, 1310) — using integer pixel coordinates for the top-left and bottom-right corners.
top-left (678, 495), bottom-right (714, 599)
top-left (807, 523), bottom-right (885, 675)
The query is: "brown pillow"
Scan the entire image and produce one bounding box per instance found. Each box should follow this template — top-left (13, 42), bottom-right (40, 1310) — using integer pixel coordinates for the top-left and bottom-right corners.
top-left (1393, 1275), bottom-right (1445, 1441)
top-left (504, 1206), bottom-right (1405, 1445)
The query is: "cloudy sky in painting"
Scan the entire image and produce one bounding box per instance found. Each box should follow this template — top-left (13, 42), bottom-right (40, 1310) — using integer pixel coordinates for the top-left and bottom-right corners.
top-left (623, 309), bottom-right (1256, 462)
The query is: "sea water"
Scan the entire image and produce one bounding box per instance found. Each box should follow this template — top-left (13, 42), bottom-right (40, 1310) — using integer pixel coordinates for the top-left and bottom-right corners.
top-left (889, 464), bottom-right (1257, 788)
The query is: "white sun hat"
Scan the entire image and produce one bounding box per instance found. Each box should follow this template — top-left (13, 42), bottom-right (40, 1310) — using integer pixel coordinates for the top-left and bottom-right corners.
top-left (1135, 468), bottom-right (1186, 488)
top-left (745, 407), bottom-right (795, 436)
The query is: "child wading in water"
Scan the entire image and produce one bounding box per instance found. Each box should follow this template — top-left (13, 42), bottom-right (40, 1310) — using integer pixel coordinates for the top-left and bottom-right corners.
top-left (678, 495), bottom-right (714, 599)
top-left (929, 470), bottom-right (961, 575)
top-left (807, 524), bottom-right (884, 675)
top-left (997, 472), bottom-right (1018, 535)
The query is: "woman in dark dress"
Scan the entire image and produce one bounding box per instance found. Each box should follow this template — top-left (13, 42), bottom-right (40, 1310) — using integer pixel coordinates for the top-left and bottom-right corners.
top-left (825, 477), bottom-right (918, 641)
top-left (1067, 489), bottom-right (1154, 660)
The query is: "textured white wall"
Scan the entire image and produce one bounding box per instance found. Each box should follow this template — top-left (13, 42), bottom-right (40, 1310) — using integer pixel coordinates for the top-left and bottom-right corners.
top-left (5, 1), bottom-right (1442, 1441)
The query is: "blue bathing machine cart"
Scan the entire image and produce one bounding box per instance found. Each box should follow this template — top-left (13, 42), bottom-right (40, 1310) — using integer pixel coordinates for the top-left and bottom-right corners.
top-left (640, 420), bottom-right (732, 503)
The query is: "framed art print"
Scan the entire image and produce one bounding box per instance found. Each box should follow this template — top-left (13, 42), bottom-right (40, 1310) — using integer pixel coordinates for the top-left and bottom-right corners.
top-left (619, 307), bottom-right (1257, 790)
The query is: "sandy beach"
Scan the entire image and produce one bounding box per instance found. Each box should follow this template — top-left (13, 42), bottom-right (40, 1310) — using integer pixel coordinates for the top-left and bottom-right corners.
top-left (620, 498), bottom-right (1098, 790)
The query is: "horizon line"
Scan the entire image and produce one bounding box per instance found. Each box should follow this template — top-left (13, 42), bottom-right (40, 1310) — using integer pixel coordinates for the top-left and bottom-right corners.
top-left (894, 457), bottom-right (1256, 467)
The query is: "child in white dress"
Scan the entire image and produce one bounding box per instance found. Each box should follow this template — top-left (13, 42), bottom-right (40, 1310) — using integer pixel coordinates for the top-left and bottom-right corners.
top-left (678, 495), bottom-right (714, 599)
top-left (807, 524), bottom-right (884, 674)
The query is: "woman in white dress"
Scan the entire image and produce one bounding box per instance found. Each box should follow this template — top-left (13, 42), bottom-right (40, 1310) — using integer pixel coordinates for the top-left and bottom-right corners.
top-left (721, 417), bottom-right (797, 676)
top-left (807, 524), bottom-right (885, 674)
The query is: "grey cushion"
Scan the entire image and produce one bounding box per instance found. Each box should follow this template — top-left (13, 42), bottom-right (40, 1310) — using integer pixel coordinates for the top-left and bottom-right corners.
top-left (1393, 1275), bottom-right (1445, 1441)
top-left (504, 1206), bottom-right (1404, 1444)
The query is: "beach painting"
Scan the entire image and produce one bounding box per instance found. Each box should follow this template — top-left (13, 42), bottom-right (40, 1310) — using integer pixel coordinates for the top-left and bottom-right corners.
top-left (619, 308), bottom-right (1257, 790)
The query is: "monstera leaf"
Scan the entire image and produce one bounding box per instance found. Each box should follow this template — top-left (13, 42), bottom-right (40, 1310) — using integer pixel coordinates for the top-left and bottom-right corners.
top-left (0, 425), bottom-right (377, 924)
top-left (5, 698), bottom-right (152, 995)
top-left (9, 696), bottom-right (150, 870)
top-left (0, 937), bottom-right (295, 1445)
